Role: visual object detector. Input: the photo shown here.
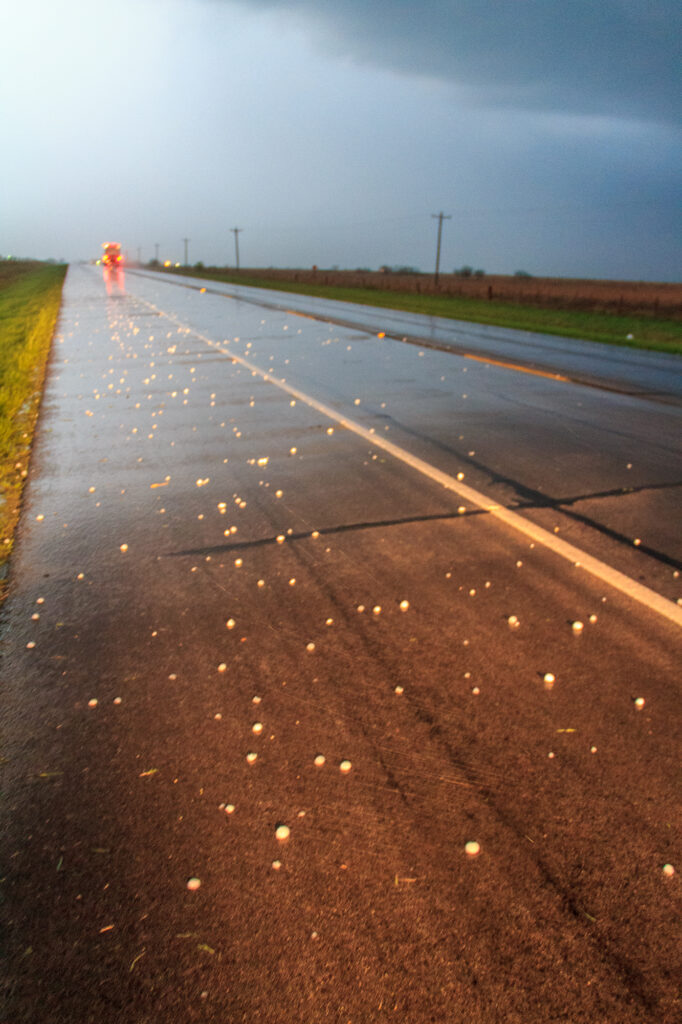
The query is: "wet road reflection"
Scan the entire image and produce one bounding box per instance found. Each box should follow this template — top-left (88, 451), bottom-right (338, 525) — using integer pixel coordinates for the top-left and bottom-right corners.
top-left (103, 266), bottom-right (125, 296)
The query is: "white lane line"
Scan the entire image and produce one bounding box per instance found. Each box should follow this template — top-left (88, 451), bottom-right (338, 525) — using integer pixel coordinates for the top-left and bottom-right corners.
top-left (143, 299), bottom-right (682, 629)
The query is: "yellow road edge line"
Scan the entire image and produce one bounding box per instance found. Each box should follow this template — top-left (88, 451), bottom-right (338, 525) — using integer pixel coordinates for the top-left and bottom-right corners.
top-left (462, 350), bottom-right (571, 382)
top-left (143, 299), bottom-right (682, 630)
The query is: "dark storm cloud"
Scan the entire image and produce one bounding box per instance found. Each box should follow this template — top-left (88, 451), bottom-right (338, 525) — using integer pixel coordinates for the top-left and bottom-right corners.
top-left (226, 0), bottom-right (681, 123)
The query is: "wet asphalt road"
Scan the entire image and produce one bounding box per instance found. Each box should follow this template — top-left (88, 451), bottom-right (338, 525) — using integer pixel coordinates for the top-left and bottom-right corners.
top-left (1, 265), bottom-right (681, 1023)
top-left (131, 268), bottom-right (682, 405)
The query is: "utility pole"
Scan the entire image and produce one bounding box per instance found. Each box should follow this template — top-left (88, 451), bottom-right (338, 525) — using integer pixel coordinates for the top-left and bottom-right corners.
top-left (182, 237), bottom-right (190, 266)
top-left (154, 243), bottom-right (159, 263)
top-left (230, 228), bottom-right (243, 271)
top-left (137, 247), bottom-right (142, 264)
top-left (431, 212), bottom-right (451, 286)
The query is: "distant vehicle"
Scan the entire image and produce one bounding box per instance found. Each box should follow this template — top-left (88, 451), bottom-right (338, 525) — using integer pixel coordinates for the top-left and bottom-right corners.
top-left (102, 242), bottom-right (123, 268)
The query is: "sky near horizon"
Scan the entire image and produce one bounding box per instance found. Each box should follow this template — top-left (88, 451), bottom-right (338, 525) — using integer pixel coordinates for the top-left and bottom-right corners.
top-left (2, 0), bottom-right (680, 279)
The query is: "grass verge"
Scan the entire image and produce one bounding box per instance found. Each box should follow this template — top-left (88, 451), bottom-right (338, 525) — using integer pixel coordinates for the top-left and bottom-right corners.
top-left (0, 261), bottom-right (67, 597)
top-left (163, 268), bottom-right (682, 354)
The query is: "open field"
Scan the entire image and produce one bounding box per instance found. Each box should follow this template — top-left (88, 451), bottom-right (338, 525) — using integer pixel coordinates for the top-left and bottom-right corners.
top-left (0, 260), bottom-right (67, 593)
top-left (160, 266), bottom-right (682, 353)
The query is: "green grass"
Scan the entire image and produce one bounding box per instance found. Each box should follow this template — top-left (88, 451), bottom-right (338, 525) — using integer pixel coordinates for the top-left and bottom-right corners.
top-left (163, 267), bottom-right (682, 354)
top-left (0, 261), bottom-right (67, 591)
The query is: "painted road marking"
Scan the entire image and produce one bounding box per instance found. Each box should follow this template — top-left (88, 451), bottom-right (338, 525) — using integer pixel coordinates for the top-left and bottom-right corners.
top-left (140, 297), bottom-right (682, 629)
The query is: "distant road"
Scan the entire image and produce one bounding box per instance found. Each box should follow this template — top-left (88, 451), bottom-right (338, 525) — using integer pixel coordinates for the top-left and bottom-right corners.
top-left (131, 268), bottom-right (682, 405)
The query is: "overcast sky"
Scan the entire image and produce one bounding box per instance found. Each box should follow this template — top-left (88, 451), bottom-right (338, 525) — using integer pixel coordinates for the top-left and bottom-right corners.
top-left (2, 0), bottom-right (680, 279)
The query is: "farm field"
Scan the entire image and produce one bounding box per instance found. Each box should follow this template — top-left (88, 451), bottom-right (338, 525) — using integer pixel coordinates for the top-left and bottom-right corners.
top-left (160, 266), bottom-right (682, 353)
top-left (0, 260), bottom-right (67, 593)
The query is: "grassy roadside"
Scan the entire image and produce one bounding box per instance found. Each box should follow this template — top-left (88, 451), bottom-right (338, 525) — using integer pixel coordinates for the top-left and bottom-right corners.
top-left (163, 267), bottom-right (682, 354)
top-left (0, 261), bottom-right (67, 596)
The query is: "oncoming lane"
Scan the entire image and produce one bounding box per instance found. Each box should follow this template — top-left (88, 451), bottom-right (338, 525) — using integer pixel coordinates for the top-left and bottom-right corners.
top-left (130, 266), bottom-right (682, 606)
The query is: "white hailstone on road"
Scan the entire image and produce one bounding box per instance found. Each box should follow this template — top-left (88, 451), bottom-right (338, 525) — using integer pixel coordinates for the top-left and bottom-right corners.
top-left (457, 472), bottom-right (465, 481)
top-left (515, 560), bottom-right (523, 568)
top-left (357, 604), bottom-right (365, 613)
top-left (372, 605), bottom-right (382, 615)
top-left (633, 538), bottom-right (641, 547)
top-left (113, 697), bottom-right (122, 705)
top-left (399, 600), bottom-right (409, 612)
top-left (252, 721), bottom-right (263, 734)
top-left (306, 642), bottom-right (316, 652)
top-left (77, 573), bottom-right (84, 580)
top-left (120, 543), bottom-right (128, 552)
top-left (339, 760), bottom-right (352, 773)
top-left (214, 713), bottom-right (222, 721)
top-left (186, 877), bottom-right (201, 891)
top-left (37, 597), bottom-right (44, 604)
top-left (275, 825), bottom-right (290, 842)
top-left (472, 687), bottom-right (480, 695)
top-left (662, 863), bottom-right (675, 877)
top-left (234, 558), bottom-right (243, 567)
top-left (464, 841), bottom-right (480, 857)
top-left (88, 698), bottom-right (98, 707)
top-left (457, 506), bottom-right (466, 515)
top-left (314, 755), bottom-right (326, 767)
top-left (289, 446), bottom-right (297, 455)
top-left (246, 752), bottom-right (258, 764)
top-left (252, 695), bottom-right (262, 704)
top-left (572, 620), bottom-right (584, 633)
top-left (257, 579), bottom-right (265, 588)
top-left (548, 751), bottom-right (555, 759)
top-left (353, 398), bottom-right (361, 405)
top-left (289, 578), bottom-right (296, 586)
top-left (275, 490), bottom-right (283, 498)
top-left (257, 457), bottom-right (269, 467)
top-left (634, 697), bottom-right (646, 709)
top-left (217, 663), bottom-right (227, 673)
top-left (589, 614), bottom-right (598, 623)
top-left (276, 535), bottom-right (285, 544)
top-left (225, 804), bottom-right (235, 815)
top-left (35, 514), bottom-right (44, 522)
top-left (507, 615), bottom-right (520, 629)
top-left (226, 618), bottom-right (236, 630)
top-left (590, 746), bottom-right (598, 753)
top-left (395, 685), bottom-right (404, 695)
top-left (272, 860), bottom-right (282, 871)
top-left (311, 530), bottom-right (320, 539)
top-left (326, 427), bottom-right (334, 435)
top-left (543, 673), bottom-right (556, 686)
top-left (26, 641), bottom-right (36, 649)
